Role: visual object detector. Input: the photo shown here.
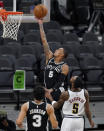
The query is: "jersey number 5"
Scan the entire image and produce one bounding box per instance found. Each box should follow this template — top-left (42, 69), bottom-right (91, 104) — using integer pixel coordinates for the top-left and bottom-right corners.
top-left (33, 115), bottom-right (42, 127)
top-left (49, 71), bottom-right (53, 78)
top-left (72, 103), bottom-right (79, 114)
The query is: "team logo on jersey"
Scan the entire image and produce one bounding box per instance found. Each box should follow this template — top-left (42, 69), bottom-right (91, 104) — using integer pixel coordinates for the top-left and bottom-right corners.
top-left (46, 65), bottom-right (61, 73)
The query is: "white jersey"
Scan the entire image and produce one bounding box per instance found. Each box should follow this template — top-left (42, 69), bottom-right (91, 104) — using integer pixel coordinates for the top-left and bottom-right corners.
top-left (62, 89), bottom-right (86, 117)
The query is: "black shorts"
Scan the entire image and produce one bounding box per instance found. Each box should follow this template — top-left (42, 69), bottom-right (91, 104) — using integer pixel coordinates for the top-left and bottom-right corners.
top-left (51, 88), bottom-right (61, 101)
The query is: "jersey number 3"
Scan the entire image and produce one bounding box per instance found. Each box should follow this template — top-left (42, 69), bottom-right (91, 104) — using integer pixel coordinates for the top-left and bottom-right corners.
top-left (33, 115), bottom-right (42, 127)
top-left (72, 103), bottom-right (79, 114)
top-left (49, 71), bottom-right (53, 78)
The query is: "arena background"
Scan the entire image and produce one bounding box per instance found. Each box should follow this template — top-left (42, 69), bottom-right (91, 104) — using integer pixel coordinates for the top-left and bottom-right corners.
top-left (0, 0), bottom-right (104, 131)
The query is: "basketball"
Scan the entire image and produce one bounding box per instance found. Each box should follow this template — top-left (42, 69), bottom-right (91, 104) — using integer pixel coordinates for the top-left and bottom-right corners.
top-left (34, 4), bottom-right (48, 19)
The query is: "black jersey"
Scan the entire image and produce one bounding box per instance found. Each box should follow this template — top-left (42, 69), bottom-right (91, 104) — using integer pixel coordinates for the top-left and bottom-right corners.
top-left (44, 57), bottom-right (67, 89)
top-left (26, 101), bottom-right (48, 131)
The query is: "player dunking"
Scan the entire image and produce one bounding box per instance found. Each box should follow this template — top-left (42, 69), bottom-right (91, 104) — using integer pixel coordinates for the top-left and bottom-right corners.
top-left (46, 76), bottom-right (95, 131)
top-left (16, 86), bottom-right (58, 131)
top-left (38, 19), bottom-right (69, 128)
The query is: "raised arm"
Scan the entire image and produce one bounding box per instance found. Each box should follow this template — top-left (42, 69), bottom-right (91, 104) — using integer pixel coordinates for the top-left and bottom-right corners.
top-left (47, 104), bottom-right (58, 129)
top-left (16, 103), bottom-right (28, 128)
top-left (84, 90), bottom-right (94, 128)
top-left (53, 91), bottom-right (69, 109)
top-left (46, 91), bottom-right (69, 109)
top-left (38, 20), bottom-right (53, 64)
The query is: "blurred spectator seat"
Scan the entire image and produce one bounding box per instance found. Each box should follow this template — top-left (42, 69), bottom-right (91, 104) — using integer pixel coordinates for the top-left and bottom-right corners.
top-left (84, 41), bottom-right (99, 56)
top-left (43, 20), bottom-right (61, 32)
top-left (0, 55), bottom-right (16, 69)
top-left (77, 45), bottom-right (93, 60)
top-left (23, 33), bottom-right (40, 43)
top-left (0, 30), bottom-right (3, 45)
top-left (21, 45), bottom-right (34, 55)
top-left (46, 30), bottom-right (64, 44)
top-left (48, 42), bottom-right (62, 52)
top-left (65, 56), bottom-right (82, 79)
top-left (23, 43), bottom-right (42, 61)
top-left (63, 33), bottom-right (80, 44)
top-left (46, 32), bottom-right (63, 43)
top-left (94, 45), bottom-right (104, 60)
top-left (6, 42), bottom-right (21, 58)
top-left (62, 44), bottom-right (78, 58)
top-left (0, 45), bottom-right (16, 57)
top-left (82, 32), bottom-right (99, 44)
top-left (80, 55), bottom-right (102, 84)
top-left (20, 23), bottom-right (40, 34)
top-left (101, 34), bottom-right (104, 45)
top-left (0, 56), bottom-right (14, 88)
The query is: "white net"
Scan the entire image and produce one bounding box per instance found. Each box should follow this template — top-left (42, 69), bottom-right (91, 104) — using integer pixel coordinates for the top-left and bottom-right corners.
top-left (0, 12), bottom-right (23, 40)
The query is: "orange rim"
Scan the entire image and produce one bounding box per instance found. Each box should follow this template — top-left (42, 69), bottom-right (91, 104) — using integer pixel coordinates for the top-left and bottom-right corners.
top-left (0, 10), bottom-right (23, 21)
top-left (0, 11), bottom-right (23, 15)
top-left (0, 9), bottom-right (23, 15)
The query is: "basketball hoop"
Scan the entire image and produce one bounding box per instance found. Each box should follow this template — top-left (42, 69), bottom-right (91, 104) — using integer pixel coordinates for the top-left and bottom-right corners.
top-left (0, 9), bottom-right (23, 40)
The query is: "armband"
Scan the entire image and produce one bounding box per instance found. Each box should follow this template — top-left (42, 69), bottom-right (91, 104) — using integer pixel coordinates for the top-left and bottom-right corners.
top-left (52, 101), bottom-right (56, 105)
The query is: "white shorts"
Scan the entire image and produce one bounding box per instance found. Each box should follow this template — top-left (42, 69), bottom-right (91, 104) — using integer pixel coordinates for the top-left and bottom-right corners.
top-left (61, 117), bottom-right (84, 131)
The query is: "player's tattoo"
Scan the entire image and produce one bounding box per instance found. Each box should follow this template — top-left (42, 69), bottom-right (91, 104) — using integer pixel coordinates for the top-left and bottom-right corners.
top-left (53, 91), bottom-right (69, 109)
top-left (39, 23), bottom-right (50, 56)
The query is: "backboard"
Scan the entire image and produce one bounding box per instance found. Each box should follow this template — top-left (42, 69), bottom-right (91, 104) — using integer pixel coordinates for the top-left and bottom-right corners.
top-left (4, 0), bottom-right (50, 23)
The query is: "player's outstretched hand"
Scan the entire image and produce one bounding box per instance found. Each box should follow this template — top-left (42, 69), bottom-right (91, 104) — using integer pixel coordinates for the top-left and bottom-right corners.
top-left (36, 18), bottom-right (43, 24)
top-left (90, 120), bottom-right (95, 128)
top-left (16, 120), bottom-right (23, 129)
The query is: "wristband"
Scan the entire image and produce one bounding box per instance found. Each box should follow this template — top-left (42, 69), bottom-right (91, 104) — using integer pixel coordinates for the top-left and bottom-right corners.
top-left (59, 87), bottom-right (65, 92)
top-left (52, 101), bottom-right (56, 105)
